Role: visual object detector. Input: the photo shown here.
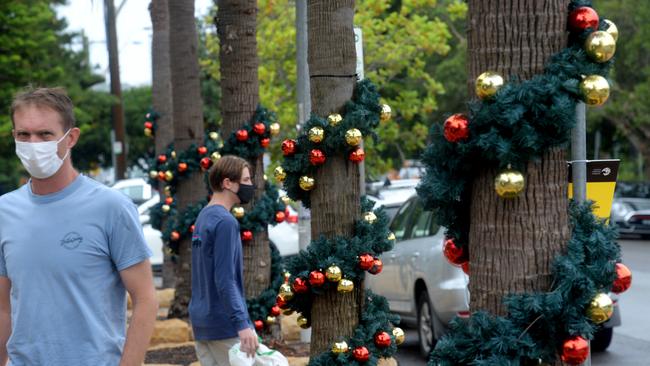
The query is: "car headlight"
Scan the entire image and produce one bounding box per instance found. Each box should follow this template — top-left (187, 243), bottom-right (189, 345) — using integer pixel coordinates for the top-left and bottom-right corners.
top-left (611, 202), bottom-right (632, 219)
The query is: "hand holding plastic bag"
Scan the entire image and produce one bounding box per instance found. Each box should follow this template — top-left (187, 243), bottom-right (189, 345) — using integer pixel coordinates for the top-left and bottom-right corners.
top-left (229, 342), bottom-right (289, 366)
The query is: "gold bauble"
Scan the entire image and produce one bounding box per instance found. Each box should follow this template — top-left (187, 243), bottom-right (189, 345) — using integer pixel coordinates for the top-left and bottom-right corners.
top-left (585, 30), bottom-right (616, 63)
top-left (211, 152), bottom-right (222, 162)
top-left (281, 195), bottom-right (292, 205)
top-left (299, 176), bottom-right (315, 191)
top-left (297, 315), bottom-right (310, 329)
top-left (279, 283), bottom-right (294, 301)
top-left (579, 75), bottom-right (610, 106)
top-left (392, 327), bottom-right (405, 345)
top-left (603, 19), bottom-right (619, 42)
top-left (345, 128), bottom-right (363, 146)
top-left (494, 169), bottom-right (525, 198)
top-left (170, 151), bottom-right (177, 159)
top-left (363, 211), bottom-right (377, 224)
top-left (380, 104), bottom-right (392, 122)
top-left (232, 206), bottom-right (245, 219)
top-left (209, 131), bottom-right (219, 140)
top-left (164, 171), bottom-right (174, 182)
top-left (144, 128), bottom-right (152, 137)
top-left (337, 279), bottom-right (354, 293)
top-left (265, 316), bottom-right (277, 325)
top-left (164, 186), bottom-right (172, 197)
top-left (475, 71), bottom-right (505, 99)
top-left (328, 113), bottom-right (343, 126)
top-left (162, 204), bottom-right (171, 213)
top-left (586, 293), bottom-right (614, 324)
top-left (308, 126), bottom-right (325, 143)
top-left (263, 174), bottom-right (268, 181)
top-left (387, 232), bottom-right (396, 241)
top-left (325, 265), bottom-right (342, 282)
top-left (149, 170), bottom-right (158, 179)
top-left (274, 166), bottom-right (287, 182)
top-left (270, 122), bottom-right (281, 136)
top-left (332, 341), bottom-right (349, 354)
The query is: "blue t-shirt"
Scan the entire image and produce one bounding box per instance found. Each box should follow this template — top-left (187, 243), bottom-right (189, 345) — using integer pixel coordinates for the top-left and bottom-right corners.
top-left (0, 175), bottom-right (152, 366)
top-left (189, 204), bottom-right (252, 340)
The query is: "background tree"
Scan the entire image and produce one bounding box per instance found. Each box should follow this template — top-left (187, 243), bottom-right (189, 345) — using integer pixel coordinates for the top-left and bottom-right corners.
top-left (466, 0), bottom-right (571, 351)
top-left (215, 0), bottom-right (272, 298)
top-left (167, 0), bottom-right (205, 318)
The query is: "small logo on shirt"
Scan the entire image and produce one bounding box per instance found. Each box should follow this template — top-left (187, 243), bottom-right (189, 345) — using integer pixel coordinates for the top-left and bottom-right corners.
top-left (191, 233), bottom-right (202, 248)
top-left (60, 232), bottom-right (83, 250)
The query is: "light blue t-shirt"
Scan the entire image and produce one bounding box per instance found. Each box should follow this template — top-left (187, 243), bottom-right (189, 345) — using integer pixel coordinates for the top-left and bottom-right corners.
top-left (0, 175), bottom-right (152, 366)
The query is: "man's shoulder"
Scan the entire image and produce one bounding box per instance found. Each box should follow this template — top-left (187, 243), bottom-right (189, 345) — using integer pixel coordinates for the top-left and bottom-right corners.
top-left (200, 205), bottom-right (238, 229)
top-left (0, 184), bottom-right (28, 207)
top-left (80, 176), bottom-right (134, 207)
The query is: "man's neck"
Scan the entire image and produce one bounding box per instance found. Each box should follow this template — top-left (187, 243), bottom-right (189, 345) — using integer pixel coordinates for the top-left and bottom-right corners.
top-left (30, 163), bottom-right (79, 195)
top-left (209, 191), bottom-right (237, 211)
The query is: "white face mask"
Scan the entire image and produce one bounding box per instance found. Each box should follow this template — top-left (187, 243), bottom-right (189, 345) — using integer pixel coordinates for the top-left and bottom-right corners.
top-left (15, 129), bottom-right (71, 179)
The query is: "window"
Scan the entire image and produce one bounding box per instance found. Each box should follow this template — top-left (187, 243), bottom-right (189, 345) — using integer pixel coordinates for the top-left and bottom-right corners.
top-left (410, 202), bottom-right (433, 239)
top-left (429, 209), bottom-right (441, 236)
top-left (389, 199), bottom-right (414, 241)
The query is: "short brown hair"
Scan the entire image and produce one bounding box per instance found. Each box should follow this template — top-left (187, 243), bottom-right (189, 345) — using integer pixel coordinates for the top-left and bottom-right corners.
top-left (209, 155), bottom-right (250, 192)
top-left (10, 87), bottom-right (76, 131)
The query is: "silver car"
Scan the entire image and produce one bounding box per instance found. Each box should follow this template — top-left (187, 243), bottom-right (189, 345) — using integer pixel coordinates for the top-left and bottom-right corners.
top-left (611, 197), bottom-right (650, 238)
top-left (366, 194), bottom-right (469, 357)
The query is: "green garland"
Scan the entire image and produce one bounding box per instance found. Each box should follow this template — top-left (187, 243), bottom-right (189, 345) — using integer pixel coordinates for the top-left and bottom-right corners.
top-left (279, 80), bottom-right (384, 207)
top-left (416, 1), bottom-right (627, 364)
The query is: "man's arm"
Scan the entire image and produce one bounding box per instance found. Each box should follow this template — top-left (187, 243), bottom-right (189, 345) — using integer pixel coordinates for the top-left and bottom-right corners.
top-left (0, 277), bottom-right (11, 366)
top-left (118, 260), bottom-right (158, 366)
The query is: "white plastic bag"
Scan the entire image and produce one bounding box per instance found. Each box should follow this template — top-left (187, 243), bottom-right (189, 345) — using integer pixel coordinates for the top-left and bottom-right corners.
top-left (229, 342), bottom-right (289, 366)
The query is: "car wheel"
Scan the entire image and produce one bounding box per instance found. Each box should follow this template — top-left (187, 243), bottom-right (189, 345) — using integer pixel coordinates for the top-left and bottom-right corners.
top-left (591, 327), bottom-right (613, 352)
top-left (417, 291), bottom-right (436, 359)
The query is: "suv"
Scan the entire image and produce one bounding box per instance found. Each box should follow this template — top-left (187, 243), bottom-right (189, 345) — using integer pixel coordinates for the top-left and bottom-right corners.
top-left (366, 195), bottom-right (469, 357)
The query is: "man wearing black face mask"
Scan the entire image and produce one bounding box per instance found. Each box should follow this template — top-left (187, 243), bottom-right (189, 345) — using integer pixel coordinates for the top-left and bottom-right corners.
top-left (189, 155), bottom-right (258, 365)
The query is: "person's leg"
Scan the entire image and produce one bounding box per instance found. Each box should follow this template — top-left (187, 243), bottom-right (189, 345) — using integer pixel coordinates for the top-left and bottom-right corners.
top-left (195, 340), bottom-right (219, 366)
top-left (205, 337), bottom-right (240, 365)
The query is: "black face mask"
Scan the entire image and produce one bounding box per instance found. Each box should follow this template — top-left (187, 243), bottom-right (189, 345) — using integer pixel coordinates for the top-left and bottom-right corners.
top-left (236, 183), bottom-right (255, 204)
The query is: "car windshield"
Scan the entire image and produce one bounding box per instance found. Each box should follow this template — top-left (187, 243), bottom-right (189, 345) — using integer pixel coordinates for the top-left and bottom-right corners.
top-left (116, 185), bottom-right (146, 205)
top-left (628, 200), bottom-right (650, 210)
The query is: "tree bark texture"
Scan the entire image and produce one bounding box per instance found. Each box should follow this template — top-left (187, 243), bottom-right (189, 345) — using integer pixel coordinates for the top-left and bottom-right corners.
top-left (167, 0), bottom-right (205, 319)
top-left (149, 0), bottom-right (176, 289)
top-left (467, 0), bottom-right (571, 316)
top-left (216, 0), bottom-right (271, 299)
top-left (307, 0), bottom-right (361, 357)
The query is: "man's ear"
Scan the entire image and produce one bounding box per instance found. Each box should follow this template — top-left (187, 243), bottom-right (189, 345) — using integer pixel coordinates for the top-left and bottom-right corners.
top-left (67, 127), bottom-right (81, 149)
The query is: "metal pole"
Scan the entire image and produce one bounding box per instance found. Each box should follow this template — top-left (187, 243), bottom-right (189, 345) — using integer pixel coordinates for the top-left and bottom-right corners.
top-left (104, 0), bottom-right (127, 180)
top-left (572, 102), bottom-right (590, 366)
top-left (296, 0), bottom-right (311, 253)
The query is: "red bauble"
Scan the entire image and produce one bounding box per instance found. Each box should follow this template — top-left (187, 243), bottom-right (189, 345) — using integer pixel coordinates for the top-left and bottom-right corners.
top-left (275, 211), bottom-right (286, 223)
top-left (309, 271), bottom-right (326, 287)
top-left (560, 336), bottom-right (589, 365)
top-left (157, 154), bottom-right (167, 163)
top-left (189, 225), bottom-right (195, 233)
top-left (443, 114), bottom-right (470, 142)
top-left (374, 331), bottom-right (391, 348)
top-left (443, 238), bottom-right (467, 266)
top-left (157, 171), bottom-right (166, 181)
top-left (144, 121), bottom-right (153, 129)
top-left (270, 305), bottom-right (281, 317)
top-left (309, 149), bottom-right (326, 166)
top-left (241, 230), bottom-right (253, 241)
top-left (177, 162), bottom-right (188, 173)
top-left (236, 129), bottom-right (249, 142)
top-left (292, 277), bottom-right (309, 293)
top-left (612, 262), bottom-right (632, 294)
top-left (349, 148), bottom-right (365, 163)
top-left (462, 261), bottom-right (470, 275)
top-left (276, 295), bottom-right (288, 309)
top-left (261, 138), bottom-right (270, 148)
top-left (164, 197), bottom-right (174, 205)
top-left (253, 122), bottom-right (266, 135)
top-left (170, 231), bottom-right (180, 241)
top-left (352, 346), bottom-right (370, 362)
top-left (254, 320), bottom-right (264, 331)
top-left (358, 253), bottom-right (375, 271)
top-left (200, 157), bottom-right (213, 170)
top-left (369, 258), bottom-right (383, 275)
top-left (281, 139), bottom-right (297, 156)
top-left (568, 6), bottom-right (599, 33)
top-left (197, 146), bottom-right (208, 155)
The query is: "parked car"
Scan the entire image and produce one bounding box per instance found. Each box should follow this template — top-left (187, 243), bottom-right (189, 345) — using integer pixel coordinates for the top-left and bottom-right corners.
top-left (610, 197), bottom-right (650, 238)
top-left (366, 194), bottom-right (469, 358)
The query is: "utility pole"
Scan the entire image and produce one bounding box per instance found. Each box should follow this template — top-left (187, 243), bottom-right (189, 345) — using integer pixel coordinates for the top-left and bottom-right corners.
top-left (104, 0), bottom-right (127, 180)
top-left (296, 0), bottom-right (311, 252)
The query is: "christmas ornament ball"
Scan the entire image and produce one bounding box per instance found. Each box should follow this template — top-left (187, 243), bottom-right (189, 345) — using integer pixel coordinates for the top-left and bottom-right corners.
top-left (352, 346), bottom-right (370, 362)
top-left (612, 262), bottom-right (632, 294)
top-left (475, 71), bottom-right (504, 99)
top-left (345, 128), bottom-right (363, 146)
top-left (274, 166), bottom-right (287, 182)
top-left (586, 293), bottom-right (614, 324)
top-left (494, 169), bottom-right (525, 198)
top-left (560, 336), bottom-right (589, 365)
top-left (443, 114), bottom-right (470, 142)
top-left (332, 341), bottom-right (349, 354)
top-left (579, 75), bottom-right (610, 106)
top-left (585, 30), bottom-right (616, 63)
top-left (392, 327), bottom-right (405, 345)
top-left (380, 104), bottom-right (392, 122)
top-left (337, 279), bottom-right (354, 293)
top-left (568, 6), bottom-right (599, 33)
top-left (325, 265), bottom-right (342, 282)
top-left (299, 176), bottom-right (315, 191)
top-left (308, 126), bottom-right (325, 143)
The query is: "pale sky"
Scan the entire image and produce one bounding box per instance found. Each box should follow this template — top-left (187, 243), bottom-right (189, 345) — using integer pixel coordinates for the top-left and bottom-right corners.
top-left (56, 0), bottom-right (213, 87)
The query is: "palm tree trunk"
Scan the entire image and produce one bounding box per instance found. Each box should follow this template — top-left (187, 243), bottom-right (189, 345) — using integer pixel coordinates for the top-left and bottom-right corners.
top-left (307, 0), bottom-right (361, 356)
top-left (167, 0), bottom-right (205, 319)
top-left (215, 0), bottom-right (271, 299)
top-left (149, 0), bottom-right (176, 289)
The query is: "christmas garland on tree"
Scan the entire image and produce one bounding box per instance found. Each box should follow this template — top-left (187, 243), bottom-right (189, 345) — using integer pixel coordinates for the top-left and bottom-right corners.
top-left (276, 81), bottom-right (404, 365)
top-left (145, 106), bottom-right (289, 332)
top-left (417, 1), bottom-right (632, 365)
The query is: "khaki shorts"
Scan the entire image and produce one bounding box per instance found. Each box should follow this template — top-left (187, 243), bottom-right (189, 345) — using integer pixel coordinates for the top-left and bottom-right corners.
top-left (195, 337), bottom-right (239, 366)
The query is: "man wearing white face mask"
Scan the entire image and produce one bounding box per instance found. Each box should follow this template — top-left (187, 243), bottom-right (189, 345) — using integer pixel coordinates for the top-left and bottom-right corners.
top-left (0, 87), bottom-right (158, 366)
